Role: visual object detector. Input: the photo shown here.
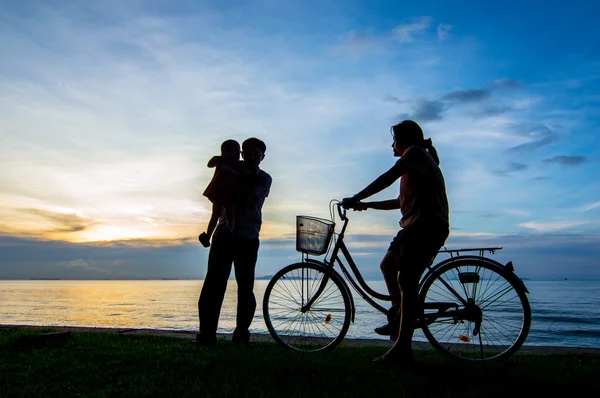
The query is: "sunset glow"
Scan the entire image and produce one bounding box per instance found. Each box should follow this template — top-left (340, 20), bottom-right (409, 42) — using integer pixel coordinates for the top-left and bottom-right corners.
top-left (1, 0), bottom-right (599, 280)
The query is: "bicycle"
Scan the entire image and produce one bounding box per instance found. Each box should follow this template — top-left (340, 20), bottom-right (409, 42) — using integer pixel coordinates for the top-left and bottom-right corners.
top-left (262, 201), bottom-right (531, 362)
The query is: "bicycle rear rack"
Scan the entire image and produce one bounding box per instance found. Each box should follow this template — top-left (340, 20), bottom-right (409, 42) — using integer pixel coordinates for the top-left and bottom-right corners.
top-left (439, 247), bottom-right (503, 258)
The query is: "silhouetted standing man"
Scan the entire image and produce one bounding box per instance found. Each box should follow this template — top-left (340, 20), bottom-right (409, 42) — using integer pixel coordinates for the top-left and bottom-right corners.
top-left (196, 137), bottom-right (272, 345)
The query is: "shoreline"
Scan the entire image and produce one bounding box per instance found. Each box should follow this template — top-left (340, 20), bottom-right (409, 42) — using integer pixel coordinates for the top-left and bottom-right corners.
top-left (2, 324), bottom-right (599, 356)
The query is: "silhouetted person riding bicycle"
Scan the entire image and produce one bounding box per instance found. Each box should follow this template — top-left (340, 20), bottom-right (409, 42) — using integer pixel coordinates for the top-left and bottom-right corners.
top-left (342, 120), bottom-right (449, 364)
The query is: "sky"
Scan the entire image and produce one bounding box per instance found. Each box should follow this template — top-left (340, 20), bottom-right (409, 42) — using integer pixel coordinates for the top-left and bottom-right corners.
top-left (1, 0), bottom-right (599, 280)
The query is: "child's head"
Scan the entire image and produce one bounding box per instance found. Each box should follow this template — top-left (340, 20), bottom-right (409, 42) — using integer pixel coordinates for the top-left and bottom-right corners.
top-left (220, 139), bottom-right (241, 162)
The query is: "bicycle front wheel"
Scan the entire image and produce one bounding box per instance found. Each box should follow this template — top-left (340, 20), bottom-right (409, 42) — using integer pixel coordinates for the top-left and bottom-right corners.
top-left (262, 262), bottom-right (352, 352)
top-left (420, 259), bottom-right (531, 361)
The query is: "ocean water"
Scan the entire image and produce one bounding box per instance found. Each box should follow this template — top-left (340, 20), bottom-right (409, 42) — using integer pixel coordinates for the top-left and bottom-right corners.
top-left (0, 279), bottom-right (598, 348)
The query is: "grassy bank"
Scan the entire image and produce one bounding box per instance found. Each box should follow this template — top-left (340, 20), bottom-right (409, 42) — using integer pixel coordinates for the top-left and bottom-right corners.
top-left (1, 328), bottom-right (598, 397)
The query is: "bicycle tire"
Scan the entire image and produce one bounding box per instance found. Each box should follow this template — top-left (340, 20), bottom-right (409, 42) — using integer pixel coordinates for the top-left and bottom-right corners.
top-left (419, 258), bottom-right (531, 361)
top-left (263, 262), bottom-right (352, 352)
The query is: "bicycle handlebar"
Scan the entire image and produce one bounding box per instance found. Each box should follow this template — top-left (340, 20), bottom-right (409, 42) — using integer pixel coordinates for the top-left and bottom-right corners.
top-left (336, 201), bottom-right (347, 220)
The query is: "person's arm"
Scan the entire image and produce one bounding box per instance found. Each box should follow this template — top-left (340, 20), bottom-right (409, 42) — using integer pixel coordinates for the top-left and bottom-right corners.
top-left (352, 159), bottom-right (409, 202)
top-left (355, 198), bottom-right (400, 211)
top-left (207, 155), bottom-right (222, 168)
top-left (253, 173), bottom-right (272, 202)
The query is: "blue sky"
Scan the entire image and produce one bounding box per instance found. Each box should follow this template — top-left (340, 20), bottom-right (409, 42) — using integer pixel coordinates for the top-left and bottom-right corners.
top-left (1, 0), bottom-right (599, 280)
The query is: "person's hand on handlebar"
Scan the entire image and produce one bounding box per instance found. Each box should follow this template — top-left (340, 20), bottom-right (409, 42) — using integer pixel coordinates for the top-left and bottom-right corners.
top-left (341, 196), bottom-right (368, 211)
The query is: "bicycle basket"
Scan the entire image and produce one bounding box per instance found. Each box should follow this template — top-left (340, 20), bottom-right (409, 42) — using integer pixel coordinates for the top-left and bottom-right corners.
top-left (296, 215), bottom-right (335, 256)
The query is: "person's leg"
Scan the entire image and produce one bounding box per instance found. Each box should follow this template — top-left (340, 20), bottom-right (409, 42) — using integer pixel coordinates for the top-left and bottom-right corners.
top-left (232, 237), bottom-right (259, 344)
top-left (374, 232), bottom-right (405, 338)
top-left (381, 250), bottom-right (401, 307)
top-left (374, 250), bottom-right (402, 338)
top-left (197, 231), bottom-right (234, 344)
top-left (373, 259), bottom-right (422, 362)
top-left (394, 264), bottom-right (422, 357)
top-left (375, 225), bottom-right (449, 362)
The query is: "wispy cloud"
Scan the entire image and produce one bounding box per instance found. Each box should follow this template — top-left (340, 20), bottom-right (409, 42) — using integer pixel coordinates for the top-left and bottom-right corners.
top-left (19, 208), bottom-right (93, 233)
top-left (392, 17), bottom-right (431, 43)
top-left (437, 23), bottom-right (452, 40)
top-left (395, 78), bottom-right (522, 123)
top-left (493, 162), bottom-right (528, 176)
top-left (507, 124), bottom-right (559, 153)
top-left (578, 201), bottom-right (600, 212)
top-left (442, 88), bottom-right (492, 102)
top-left (518, 220), bottom-right (588, 232)
top-left (543, 155), bottom-right (587, 166)
top-left (334, 16), bottom-right (451, 58)
top-left (399, 99), bottom-right (445, 122)
top-left (504, 209), bottom-right (531, 217)
top-left (332, 30), bottom-right (383, 57)
top-left (58, 259), bottom-right (94, 270)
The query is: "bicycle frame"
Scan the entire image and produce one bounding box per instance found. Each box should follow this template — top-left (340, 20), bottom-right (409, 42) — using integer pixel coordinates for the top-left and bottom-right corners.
top-left (264, 203), bottom-right (531, 360)
top-left (300, 204), bottom-right (521, 321)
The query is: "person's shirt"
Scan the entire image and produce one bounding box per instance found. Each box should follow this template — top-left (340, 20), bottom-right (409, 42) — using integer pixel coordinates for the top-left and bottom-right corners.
top-left (215, 166), bottom-right (272, 240)
top-left (354, 145), bottom-right (448, 229)
top-left (396, 145), bottom-right (448, 228)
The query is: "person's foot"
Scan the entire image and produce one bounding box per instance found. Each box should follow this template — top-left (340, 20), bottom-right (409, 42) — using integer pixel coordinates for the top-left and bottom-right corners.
top-left (193, 333), bottom-right (216, 346)
top-left (232, 331), bottom-right (251, 346)
top-left (198, 232), bottom-right (211, 248)
top-left (374, 322), bottom-right (399, 341)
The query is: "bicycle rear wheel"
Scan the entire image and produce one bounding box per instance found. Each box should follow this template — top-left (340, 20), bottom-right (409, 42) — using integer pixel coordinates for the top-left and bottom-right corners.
top-left (263, 262), bottom-right (352, 352)
top-left (419, 259), bottom-right (531, 361)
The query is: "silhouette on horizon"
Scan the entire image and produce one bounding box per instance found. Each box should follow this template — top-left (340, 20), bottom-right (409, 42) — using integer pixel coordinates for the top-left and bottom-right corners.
top-left (196, 137), bottom-right (272, 346)
top-left (342, 119), bottom-right (449, 363)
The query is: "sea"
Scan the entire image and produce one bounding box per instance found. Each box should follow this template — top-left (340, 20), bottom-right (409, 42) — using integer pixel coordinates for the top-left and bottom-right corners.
top-left (1, 279), bottom-right (598, 348)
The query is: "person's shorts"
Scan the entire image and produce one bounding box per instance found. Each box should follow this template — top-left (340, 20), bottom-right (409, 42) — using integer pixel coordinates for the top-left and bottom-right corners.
top-left (388, 223), bottom-right (449, 273)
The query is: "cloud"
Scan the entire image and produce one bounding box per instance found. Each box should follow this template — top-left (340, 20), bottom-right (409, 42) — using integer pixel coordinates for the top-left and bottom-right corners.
top-left (542, 155), bottom-right (587, 166)
top-left (393, 78), bottom-right (523, 122)
top-left (437, 24), bottom-right (452, 40)
top-left (507, 124), bottom-right (559, 153)
top-left (491, 78), bottom-right (523, 90)
top-left (3, 232), bottom-right (600, 280)
top-left (442, 88), bottom-right (491, 103)
top-left (59, 259), bottom-right (93, 269)
top-left (475, 105), bottom-right (514, 118)
top-left (0, 235), bottom-right (205, 279)
top-left (442, 79), bottom-right (521, 104)
top-left (578, 201), bottom-right (600, 212)
top-left (332, 30), bottom-right (383, 57)
top-left (518, 221), bottom-right (588, 232)
top-left (19, 208), bottom-right (93, 233)
top-left (399, 99), bottom-right (445, 122)
top-left (493, 162), bottom-right (528, 176)
top-left (392, 17), bottom-right (431, 43)
top-left (504, 209), bottom-right (531, 217)
top-left (335, 16), bottom-right (451, 58)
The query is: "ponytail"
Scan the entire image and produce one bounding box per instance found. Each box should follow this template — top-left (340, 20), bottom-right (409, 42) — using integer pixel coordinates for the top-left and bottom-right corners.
top-left (421, 138), bottom-right (440, 165)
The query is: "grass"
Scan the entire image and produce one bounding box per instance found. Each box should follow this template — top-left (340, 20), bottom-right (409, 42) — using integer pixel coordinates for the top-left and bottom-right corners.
top-left (0, 328), bottom-right (598, 398)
